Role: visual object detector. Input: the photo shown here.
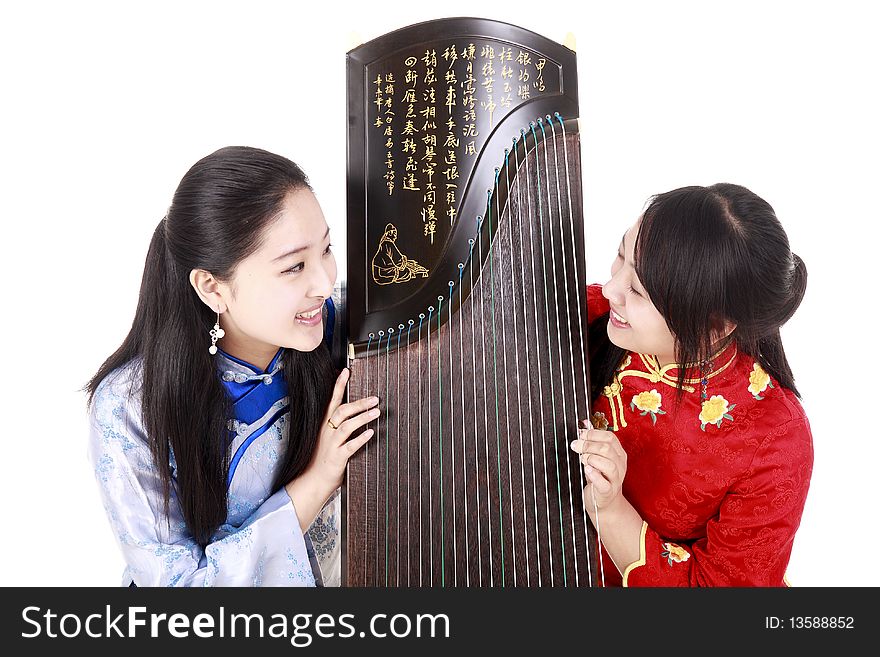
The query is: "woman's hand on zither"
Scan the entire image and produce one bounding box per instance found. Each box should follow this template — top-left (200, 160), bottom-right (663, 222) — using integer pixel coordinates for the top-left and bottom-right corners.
top-left (570, 420), bottom-right (628, 511)
top-left (285, 368), bottom-right (378, 530)
top-left (313, 367), bottom-right (379, 495)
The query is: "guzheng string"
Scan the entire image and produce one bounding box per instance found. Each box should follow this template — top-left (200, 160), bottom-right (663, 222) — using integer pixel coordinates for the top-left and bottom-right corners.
top-left (475, 215), bottom-right (496, 586)
top-left (416, 313), bottom-right (423, 584)
top-left (440, 281), bottom-right (458, 586)
top-left (354, 114), bottom-right (603, 586)
top-left (456, 262), bottom-right (470, 587)
top-left (502, 147), bottom-right (526, 587)
top-left (524, 122), bottom-right (554, 586)
top-left (396, 323), bottom-right (403, 585)
top-left (494, 164), bottom-right (517, 586)
top-left (548, 117), bottom-right (577, 584)
top-left (555, 114), bottom-right (603, 587)
top-left (376, 329), bottom-right (382, 583)
top-left (406, 318), bottom-right (413, 584)
top-left (428, 303), bottom-right (436, 585)
top-left (385, 327), bottom-right (388, 586)
top-left (468, 236), bottom-right (483, 585)
top-left (364, 331), bottom-right (372, 586)
top-left (535, 117), bottom-right (568, 585)
top-left (436, 294), bottom-right (445, 586)
top-left (512, 136), bottom-right (539, 587)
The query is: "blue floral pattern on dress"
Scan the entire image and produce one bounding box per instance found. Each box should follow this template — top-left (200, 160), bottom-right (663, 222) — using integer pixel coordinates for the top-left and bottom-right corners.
top-left (87, 351), bottom-right (327, 587)
top-left (309, 508), bottom-right (338, 558)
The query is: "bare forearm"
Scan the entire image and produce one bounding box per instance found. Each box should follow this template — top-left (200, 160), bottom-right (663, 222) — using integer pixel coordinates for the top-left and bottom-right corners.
top-left (586, 494), bottom-right (644, 575)
top-left (285, 474), bottom-right (333, 533)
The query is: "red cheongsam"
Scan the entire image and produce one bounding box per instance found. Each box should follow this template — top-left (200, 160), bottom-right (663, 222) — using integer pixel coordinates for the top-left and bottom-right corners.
top-left (586, 284), bottom-right (813, 586)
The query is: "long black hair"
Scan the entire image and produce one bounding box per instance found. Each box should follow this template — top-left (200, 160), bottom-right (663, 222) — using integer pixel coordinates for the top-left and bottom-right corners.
top-left (86, 146), bottom-right (335, 546)
top-left (590, 183), bottom-right (807, 402)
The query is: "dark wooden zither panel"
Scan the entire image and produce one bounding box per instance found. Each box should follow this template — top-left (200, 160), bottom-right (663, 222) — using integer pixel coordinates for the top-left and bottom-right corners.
top-left (343, 18), bottom-right (596, 587)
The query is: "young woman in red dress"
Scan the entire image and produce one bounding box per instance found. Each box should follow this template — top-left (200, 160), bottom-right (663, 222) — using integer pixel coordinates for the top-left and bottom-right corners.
top-left (572, 183), bottom-right (812, 586)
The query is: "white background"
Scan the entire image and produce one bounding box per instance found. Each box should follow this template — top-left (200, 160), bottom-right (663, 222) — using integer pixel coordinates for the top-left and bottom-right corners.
top-left (2, 0), bottom-right (876, 586)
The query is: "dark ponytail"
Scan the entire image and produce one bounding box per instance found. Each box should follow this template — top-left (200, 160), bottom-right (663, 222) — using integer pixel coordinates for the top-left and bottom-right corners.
top-left (86, 146), bottom-right (334, 546)
top-left (747, 251), bottom-right (807, 396)
top-left (271, 348), bottom-right (336, 492)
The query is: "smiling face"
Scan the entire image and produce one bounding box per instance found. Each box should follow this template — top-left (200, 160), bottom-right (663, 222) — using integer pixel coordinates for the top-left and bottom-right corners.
top-left (602, 218), bottom-right (677, 367)
top-left (213, 188), bottom-right (337, 368)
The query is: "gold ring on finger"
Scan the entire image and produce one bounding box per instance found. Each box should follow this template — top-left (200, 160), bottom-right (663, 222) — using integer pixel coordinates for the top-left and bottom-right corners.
top-left (327, 418), bottom-right (339, 430)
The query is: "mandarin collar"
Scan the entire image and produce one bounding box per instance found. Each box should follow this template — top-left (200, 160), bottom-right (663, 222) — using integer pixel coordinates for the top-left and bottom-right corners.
top-left (216, 347), bottom-right (285, 385)
top-left (646, 339), bottom-right (739, 384)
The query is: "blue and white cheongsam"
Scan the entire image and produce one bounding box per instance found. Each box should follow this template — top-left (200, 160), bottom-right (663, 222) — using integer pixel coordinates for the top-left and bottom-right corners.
top-left (88, 346), bottom-right (340, 587)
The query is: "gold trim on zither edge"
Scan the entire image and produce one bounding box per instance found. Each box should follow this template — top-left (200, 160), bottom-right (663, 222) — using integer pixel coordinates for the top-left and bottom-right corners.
top-left (564, 32), bottom-right (577, 52)
top-left (622, 521), bottom-right (649, 587)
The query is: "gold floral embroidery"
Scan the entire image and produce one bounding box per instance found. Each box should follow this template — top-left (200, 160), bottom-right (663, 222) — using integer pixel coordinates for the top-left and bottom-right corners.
top-left (661, 542), bottom-right (691, 566)
top-left (630, 389), bottom-right (667, 425)
top-left (591, 411), bottom-right (609, 430)
top-left (699, 394), bottom-right (736, 431)
top-left (748, 362), bottom-right (774, 400)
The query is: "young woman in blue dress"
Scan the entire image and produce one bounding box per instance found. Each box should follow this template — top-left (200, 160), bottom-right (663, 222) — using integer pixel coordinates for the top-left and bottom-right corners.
top-left (87, 146), bottom-right (376, 586)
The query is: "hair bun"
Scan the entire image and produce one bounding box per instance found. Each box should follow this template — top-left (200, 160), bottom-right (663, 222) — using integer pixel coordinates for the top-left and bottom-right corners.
top-left (778, 252), bottom-right (807, 326)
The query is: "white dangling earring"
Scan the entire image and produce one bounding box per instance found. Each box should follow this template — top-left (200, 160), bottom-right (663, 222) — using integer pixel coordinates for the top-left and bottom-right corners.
top-left (209, 308), bottom-right (225, 355)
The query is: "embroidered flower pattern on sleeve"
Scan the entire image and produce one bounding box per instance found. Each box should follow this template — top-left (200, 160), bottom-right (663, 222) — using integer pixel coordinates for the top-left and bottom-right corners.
top-left (747, 362), bottom-right (774, 400)
top-left (309, 510), bottom-right (338, 559)
top-left (661, 542), bottom-right (691, 566)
